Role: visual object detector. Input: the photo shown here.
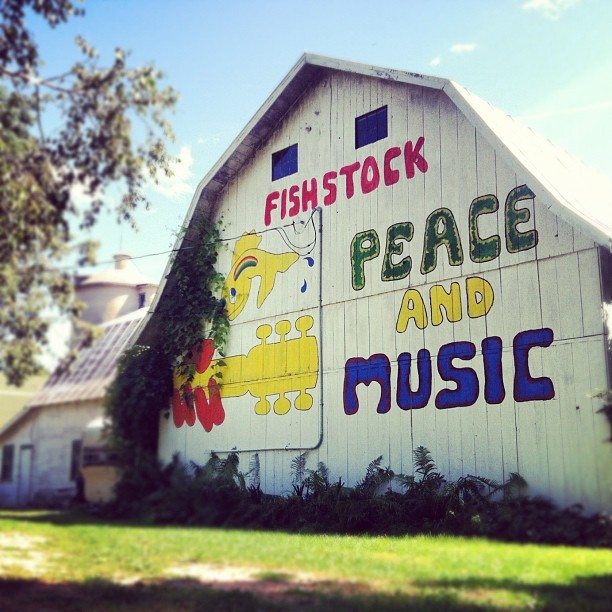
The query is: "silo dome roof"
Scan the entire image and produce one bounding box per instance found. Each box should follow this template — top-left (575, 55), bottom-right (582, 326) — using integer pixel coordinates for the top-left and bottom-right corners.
top-left (79, 254), bottom-right (158, 288)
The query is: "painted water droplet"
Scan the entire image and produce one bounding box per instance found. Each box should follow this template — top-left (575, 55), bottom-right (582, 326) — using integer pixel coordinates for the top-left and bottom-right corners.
top-left (306, 257), bottom-right (315, 267)
top-left (301, 280), bottom-right (307, 293)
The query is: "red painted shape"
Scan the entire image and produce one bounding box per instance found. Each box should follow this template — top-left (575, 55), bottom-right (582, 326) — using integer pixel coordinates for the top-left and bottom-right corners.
top-left (265, 191), bottom-right (280, 226)
top-left (301, 178), bottom-right (319, 211)
top-left (194, 386), bottom-right (213, 432)
top-left (208, 378), bottom-right (225, 427)
top-left (404, 136), bottom-right (428, 179)
top-left (171, 388), bottom-right (187, 428)
top-left (184, 382), bottom-right (196, 426)
top-left (172, 383), bottom-right (196, 427)
top-left (339, 161), bottom-right (361, 199)
top-left (192, 339), bottom-right (215, 374)
top-left (384, 147), bottom-right (401, 185)
top-left (194, 378), bottom-right (226, 432)
top-left (323, 171), bottom-right (337, 205)
top-left (361, 155), bottom-right (380, 194)
top-left (289, 184), bottom-right (300, 216)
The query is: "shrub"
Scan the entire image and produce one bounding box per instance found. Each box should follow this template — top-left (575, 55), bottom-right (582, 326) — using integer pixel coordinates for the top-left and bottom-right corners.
top-left (104, 446), bottom-right (612, 547)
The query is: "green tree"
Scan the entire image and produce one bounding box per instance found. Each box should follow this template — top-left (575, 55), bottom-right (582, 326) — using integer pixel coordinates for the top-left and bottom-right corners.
top-left (0, 0), bottom-right (177, 385)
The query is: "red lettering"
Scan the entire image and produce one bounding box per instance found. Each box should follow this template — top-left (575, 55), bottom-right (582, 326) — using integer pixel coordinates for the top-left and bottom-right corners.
top-left (339, 161), bottom-right (361, 199)
top-left (302, 178), bottom-right (318, 212)
top-left (265, 191), bottom-right (279, 227)
top-left (404, 136), bottom-right (428, 179)
top-left (263, 136), bottom-right (429, 224)
top-left (361, 156), bottom-right (380, 194)
top-left (280, 189), bottom-right (287, 220)
top-left (323, 171), bottom-right (337, 206)
top-left (384, 146), bottom-right (401, 185)
top-left (288, 184), bottom-right (300, 216)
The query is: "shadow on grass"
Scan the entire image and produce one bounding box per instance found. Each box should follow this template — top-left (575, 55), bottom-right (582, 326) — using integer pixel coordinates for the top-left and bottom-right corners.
top-left (0, 509), bottom-right (141, 528)
top-left (1, 574), bottom-right (611, 612)
top-left (0, 576), bottom-right (478, 612)
top-left (415, 574), bottom-right (612, 611)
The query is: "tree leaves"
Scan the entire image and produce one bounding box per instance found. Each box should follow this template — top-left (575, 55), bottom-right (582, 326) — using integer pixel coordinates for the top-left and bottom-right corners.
top-left (0, 1), bottom-right (177, 384)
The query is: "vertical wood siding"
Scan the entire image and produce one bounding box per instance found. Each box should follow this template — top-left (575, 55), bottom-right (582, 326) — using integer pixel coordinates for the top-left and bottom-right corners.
top-left (159, 73), bottom-right (611, 511)
top-left (0, 402), bottom-right (101, 506)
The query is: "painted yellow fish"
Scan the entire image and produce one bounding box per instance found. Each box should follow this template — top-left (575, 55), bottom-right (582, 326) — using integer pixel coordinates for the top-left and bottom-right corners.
top-left (223, 232), bottom-right (299, 320)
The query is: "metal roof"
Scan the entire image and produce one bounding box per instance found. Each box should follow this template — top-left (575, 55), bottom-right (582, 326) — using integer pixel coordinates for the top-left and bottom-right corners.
top-left (0, 308), bottom-right (146, 441)
top-left (137, 53), bottom-right (612, 343)
top-left (443, 81), bottom-right (612, 248)
top-left (29, 308), bottom-right (145, 408)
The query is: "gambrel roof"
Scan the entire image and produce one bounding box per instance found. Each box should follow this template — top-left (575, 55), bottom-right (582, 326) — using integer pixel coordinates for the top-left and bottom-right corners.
top-left (140, 53), bottom-right (612, 339)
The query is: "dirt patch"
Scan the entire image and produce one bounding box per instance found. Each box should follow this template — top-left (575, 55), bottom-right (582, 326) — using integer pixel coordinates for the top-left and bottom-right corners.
top-left (163, 563), bottom-right (370, 602)
top-left (0, 533), bottom-right (48, 574)
top-left (165, 563), bottom-right (316, 584)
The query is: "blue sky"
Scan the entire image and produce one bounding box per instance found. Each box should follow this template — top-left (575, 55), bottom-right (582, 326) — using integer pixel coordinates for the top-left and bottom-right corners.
top-left (30, 0), bottom-right (612, 284)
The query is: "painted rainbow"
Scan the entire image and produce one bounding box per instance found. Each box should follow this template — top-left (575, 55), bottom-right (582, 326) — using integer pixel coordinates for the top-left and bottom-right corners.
top-left (233, 255), bottom-right (258, 280)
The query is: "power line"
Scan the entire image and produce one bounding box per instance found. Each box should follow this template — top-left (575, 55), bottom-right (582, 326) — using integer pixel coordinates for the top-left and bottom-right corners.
top-left (61, 210), bottom-right (320, 273)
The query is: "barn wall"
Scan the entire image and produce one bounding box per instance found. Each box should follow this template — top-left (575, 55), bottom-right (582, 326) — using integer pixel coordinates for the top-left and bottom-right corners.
top-left (0, 402), bottom-right (101, 506)
top-left (161, 72), bottom-right (612, 511)
top-left (0, 412), bottom-right (35, 506)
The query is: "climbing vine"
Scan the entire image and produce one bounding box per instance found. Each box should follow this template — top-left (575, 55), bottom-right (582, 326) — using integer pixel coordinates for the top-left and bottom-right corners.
top-left (105, 218), bottom-right (229, 477)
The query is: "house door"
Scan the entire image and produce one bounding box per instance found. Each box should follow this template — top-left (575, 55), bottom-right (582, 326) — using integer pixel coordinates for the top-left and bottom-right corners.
top-left (17, 445), bottom-right (33, 506)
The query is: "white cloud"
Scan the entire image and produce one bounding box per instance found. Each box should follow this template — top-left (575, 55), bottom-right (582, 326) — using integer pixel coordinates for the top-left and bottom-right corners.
top-left (430, 56), bottom-right (441, 67)
top-left (150, 145), bottom-right (195, 199)
top-left (197, 135), bottom-right (221, 145)
top-left (522, 0), bottom-right (580, 19)
top-left (450, 43), bottom-right (477, 54)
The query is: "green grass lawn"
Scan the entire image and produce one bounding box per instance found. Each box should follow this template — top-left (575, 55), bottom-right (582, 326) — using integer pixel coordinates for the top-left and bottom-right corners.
top-left (0, 510), bottom-right (610, 611)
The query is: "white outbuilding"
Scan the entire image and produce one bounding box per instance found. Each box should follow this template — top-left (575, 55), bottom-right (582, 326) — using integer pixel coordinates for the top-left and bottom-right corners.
top-left (0, 255), bottom-right (156, 506)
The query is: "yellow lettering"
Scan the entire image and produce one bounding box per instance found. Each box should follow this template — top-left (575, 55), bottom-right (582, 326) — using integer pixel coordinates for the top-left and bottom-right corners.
top-left (466, 276), bottom-right (494, 318)
top-left (396, 289), bottom-right (428, 332)
top-left (430, 282), bottom-right (462, 326)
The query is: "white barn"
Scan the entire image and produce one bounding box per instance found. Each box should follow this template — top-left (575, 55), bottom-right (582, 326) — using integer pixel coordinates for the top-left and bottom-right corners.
top-left (145, 55), bottom-right (612, 512)
top-left (0, 256), bottom-right (156, 506)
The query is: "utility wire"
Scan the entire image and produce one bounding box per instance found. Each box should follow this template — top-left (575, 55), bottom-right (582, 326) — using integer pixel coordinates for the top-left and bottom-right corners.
top-left (61, 210), bottom-right (321, 272)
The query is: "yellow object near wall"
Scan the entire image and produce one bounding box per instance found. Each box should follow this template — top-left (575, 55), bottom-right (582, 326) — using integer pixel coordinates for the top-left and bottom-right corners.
top-left (81, 466), bottom-right (119, 503)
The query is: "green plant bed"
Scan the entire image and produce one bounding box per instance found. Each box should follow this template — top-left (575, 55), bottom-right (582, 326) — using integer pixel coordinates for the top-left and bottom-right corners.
top-left (103, 447), bottom-right (612, 549)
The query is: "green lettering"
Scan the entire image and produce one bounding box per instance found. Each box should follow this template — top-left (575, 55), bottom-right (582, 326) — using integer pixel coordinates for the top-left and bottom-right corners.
top-left (469, 194), bottom-right (500, 263)
top-left (420, 208), bottom-right (464, 274)
top-left (505, 184), bottom-right (538, 253)
top-left (351, 229), bottom-right (380, 291)
top-left (381, 222), bottom-right (414, 282)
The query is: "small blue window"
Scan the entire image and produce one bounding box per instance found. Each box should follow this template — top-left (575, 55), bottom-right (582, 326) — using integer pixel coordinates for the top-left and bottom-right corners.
top-left (355, 106), bottom-right (388, 149)
top-left (272, 144), bottom-right (298, 181)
